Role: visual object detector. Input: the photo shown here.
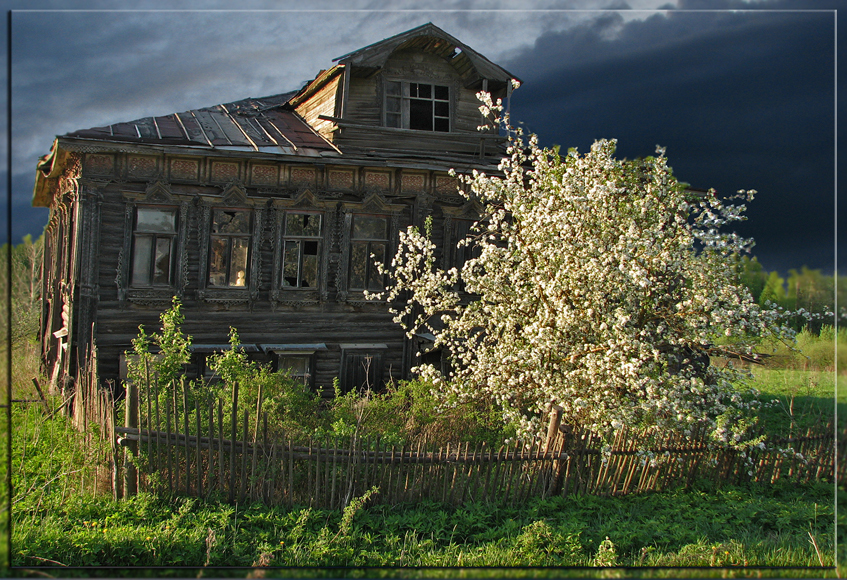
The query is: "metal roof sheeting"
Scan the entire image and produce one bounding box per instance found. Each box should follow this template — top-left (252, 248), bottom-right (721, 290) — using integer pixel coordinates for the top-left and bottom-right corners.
top-left (65, 91), bottom-right (337, 155)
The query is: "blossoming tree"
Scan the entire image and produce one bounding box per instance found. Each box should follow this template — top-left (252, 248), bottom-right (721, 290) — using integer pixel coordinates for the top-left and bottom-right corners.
top-left (371, 91), bottom-right (795, 447)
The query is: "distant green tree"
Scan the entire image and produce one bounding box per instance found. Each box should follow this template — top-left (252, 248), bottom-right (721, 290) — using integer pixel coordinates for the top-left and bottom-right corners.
top-left (758, 270), bottom-right (786, 306)
top-left (1, 234), bottom-right (44, 345)
top-left (736, 256), bottom-right (767, 305)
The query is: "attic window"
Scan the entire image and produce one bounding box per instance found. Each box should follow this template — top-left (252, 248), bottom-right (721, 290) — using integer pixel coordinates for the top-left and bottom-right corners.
top-left (385, 81), bottom-right (450, 132)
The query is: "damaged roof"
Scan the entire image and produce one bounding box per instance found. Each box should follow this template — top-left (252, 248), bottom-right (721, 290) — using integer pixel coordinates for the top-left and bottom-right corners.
top-left (64, 91), bottom-right (339, 156)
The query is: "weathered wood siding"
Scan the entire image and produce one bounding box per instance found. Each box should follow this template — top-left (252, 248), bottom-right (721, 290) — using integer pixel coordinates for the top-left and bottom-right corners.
top-left (334, 48), bottom-right (505, 156)
top-left (78, 151), bottom-right (467, 394)
top-left (293, 74), bottom-right (343, 141)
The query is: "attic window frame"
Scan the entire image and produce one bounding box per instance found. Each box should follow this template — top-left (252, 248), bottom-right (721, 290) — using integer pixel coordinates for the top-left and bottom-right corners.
top-left (383, 79), bottom-right (451, 133)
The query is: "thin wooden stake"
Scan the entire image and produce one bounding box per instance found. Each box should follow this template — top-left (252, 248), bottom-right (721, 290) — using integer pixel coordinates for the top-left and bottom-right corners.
top-left (195, 399), bottom-right (202, 497)
top-left (239, 408), bottom-right (249, 502)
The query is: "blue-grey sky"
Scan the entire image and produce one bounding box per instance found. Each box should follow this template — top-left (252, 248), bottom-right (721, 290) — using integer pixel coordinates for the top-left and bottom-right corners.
top-left (3, 0), bottom-right (840, 276)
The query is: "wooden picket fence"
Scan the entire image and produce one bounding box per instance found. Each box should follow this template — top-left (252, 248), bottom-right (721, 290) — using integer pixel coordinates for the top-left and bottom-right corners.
top-left (109, 377), bottom-right (843, 508)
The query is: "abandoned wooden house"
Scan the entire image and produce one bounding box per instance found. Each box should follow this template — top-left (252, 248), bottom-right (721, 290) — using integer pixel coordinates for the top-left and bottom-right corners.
top-left (32, 23), bottom-right (521, 397)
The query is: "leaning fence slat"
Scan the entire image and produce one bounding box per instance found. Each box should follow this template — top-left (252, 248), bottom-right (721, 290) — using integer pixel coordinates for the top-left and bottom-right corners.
top-left (195, 400), bottom-right (202, 497)
top-left (229, 381), bottom-right (239, 503)
top-left (208, 400), bottom-right (215, 493)
top-left (239, 408), bottom-right (250, 502)
top-left (262, 413), bottom-right (270, 503)
top-left (250, 382), bottom-right (264, 502)
top-left (287, 437), bottom-right (294, 505)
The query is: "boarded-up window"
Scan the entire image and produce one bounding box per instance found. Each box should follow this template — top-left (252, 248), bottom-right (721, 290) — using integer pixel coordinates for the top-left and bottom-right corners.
top-left (340, 350), bottom-right (384, 393)
top-left (131, 207), bottom-right (177, 287)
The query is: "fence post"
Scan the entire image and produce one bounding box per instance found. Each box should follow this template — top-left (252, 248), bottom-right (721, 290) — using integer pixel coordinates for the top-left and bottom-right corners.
top-left (543, 406), bottom-right (563, 496)
top-left (123, 380), bottom-right (139, 496)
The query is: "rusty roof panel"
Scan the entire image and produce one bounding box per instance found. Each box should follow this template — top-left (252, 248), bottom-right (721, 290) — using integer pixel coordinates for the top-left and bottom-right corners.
top-left (234, 115), bottom-right (276, 147)
top-left (63, 91), bottom-right (336, 155)
top-left (192, 109), bottom-right (231, 145)
top-left (263, 110), bottom-right (328, 149)
top-left (134, 118), bottom-right (159, 140)
top-left (209, 106), bottom-right (253, 147)
top-left (111, 122), bottom-right (139, 138)
top-left (174, 112), bottom-right (209, 145)
top-left (255, 116), bottom-right (293, 149)
top-left (155, 115), bottom-right (186, 139)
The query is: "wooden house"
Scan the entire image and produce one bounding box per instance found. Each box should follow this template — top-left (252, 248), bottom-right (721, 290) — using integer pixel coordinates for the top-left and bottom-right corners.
top-left (32, 23), bottom-right (520, 397)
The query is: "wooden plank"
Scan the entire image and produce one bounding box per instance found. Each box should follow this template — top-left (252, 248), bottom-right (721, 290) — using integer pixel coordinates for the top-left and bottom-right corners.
top-left (240, 408), bottom-right (250, 502)
top-left (250, 384), bottom-right (264, 502)
top-left (490, 444), bottom-right (505, 502)
top-left (330, 436), bottom-right (339, 509)
top-left (124, 380), bottom-right (138, 496)
top-left (412, 438), bottom-right (423, 502)
top-left (463, 442), bottom-right (480, 504)
top-left (183, 379), bottom-right (191, 495)
top-left (440, 444), bottom-right (450, 504)
top-left (208, 400), bottom-right (215, 493)
top-left (218, 399), bottom-right (224, 496)
top-left (172, 382), bottom-right (179, 493)
top-left (287, 438), bottom-right (294, 506)
top-left (269, 438), bottom-right (278, 505)
top-left (145, 371), bottom-right (152, 466)
top-left (196, 400), bottom-right (202, 497)
top-left (504, 442), bottom-right (517, 505)
top-left (315, 437), bottom-right (322, 507)
top-left (307, 436), bottom-right (313, 507)
top-left (229, 381), bottom-right (239, 503)
top-left (165, 387), bottom-right (172, 492)
top-left (262, 414), bottom-right (269, 503)
top-left (154, 388), bottom-right (162, 475)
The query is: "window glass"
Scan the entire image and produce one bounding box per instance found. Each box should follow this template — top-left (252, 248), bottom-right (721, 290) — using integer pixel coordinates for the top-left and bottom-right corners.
top-left (350, 243), bottom-right (368, 290)
top-left (350, 216), bottom-right (388, 292)
top-left (137, 207), bottom-right (176, 232)
top-left (131, 207), bottom-right (176, 287)
top-left (212, 210), bottom-right (250, 234)
top-left (279, 355), bottom-right (311, 385)
top-left (209, 209), bottom-right (251, 287)
top-left (131, 237), bottom-right (153, 286)
top-left (281, 212), bottom-right (323, 289)
top-left (352, 216), bottom-right (387, 240)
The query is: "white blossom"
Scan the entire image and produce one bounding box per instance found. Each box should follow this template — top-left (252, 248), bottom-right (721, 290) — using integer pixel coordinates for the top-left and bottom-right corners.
top-left (369, 93), bottom-right (799, 448)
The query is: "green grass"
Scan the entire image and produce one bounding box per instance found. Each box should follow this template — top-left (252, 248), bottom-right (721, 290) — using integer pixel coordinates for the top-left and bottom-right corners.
top-left (12, 481), bottom-right (836, 573)
top-left (8, 328), bottom-right (842, 577)
top-left (743, 367), bottom-right (838, 436)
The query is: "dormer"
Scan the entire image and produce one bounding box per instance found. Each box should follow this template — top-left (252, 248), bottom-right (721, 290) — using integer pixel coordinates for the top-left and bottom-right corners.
top-left (288, 23), bottom-right (521, 157)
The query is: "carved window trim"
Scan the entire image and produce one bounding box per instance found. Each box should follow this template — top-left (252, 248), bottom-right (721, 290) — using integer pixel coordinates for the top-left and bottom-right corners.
top-left (118, 185), bottom-right (190, 305)
top-left (260, 343), bottom-right (327, 390)
top-left (195, 183), bottom-right (264, 305)
top-left (271, 193), bottom-right (334, 304)
top-left (442, 201), bottom-right (486, 296)
top-left (337, 195), bottom-right (406, 302)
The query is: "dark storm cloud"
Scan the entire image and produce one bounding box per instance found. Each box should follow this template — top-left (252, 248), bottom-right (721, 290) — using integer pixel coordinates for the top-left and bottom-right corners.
top-left (504, 6), bottom-right (837, 275)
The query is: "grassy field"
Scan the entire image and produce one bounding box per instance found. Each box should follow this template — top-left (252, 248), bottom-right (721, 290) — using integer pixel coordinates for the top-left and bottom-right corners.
top-left (8, 326), bottom-right (842, 576)
top-left (9, 393), bottom-right (839, 577)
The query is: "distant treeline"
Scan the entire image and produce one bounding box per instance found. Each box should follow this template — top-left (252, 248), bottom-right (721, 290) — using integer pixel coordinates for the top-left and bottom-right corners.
top-left (1, 234), bottom-right (43, 345)
top-left (736, 256), bottom-right (843, 334)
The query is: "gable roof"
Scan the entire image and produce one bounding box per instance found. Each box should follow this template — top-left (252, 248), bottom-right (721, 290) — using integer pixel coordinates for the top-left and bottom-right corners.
top-left (64, 91), bottom-right (338, 156)
top-left (333, 22), bottom-right (521, 85)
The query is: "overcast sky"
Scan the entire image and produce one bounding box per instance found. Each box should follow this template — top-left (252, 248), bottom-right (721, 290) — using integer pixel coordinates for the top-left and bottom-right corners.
top-left (3, 0), bottom-right (841, 276)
